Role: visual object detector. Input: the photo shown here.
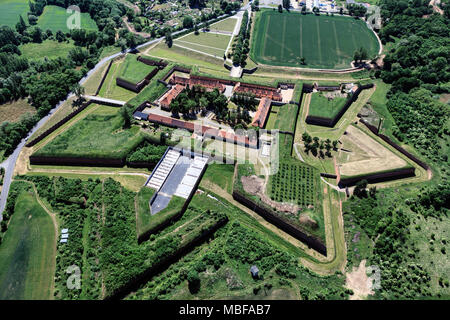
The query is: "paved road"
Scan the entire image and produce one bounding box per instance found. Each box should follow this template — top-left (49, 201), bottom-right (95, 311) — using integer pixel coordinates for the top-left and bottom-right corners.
top-left (0, 9), bottom-right (249, 221)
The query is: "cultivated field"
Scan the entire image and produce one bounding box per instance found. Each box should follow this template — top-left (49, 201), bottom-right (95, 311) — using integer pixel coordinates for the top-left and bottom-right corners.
top-left (118, 54), bottom-right (156, 84)
top-left (173, 32), bottom-right (232, 58)
top-left (34, 105), bottom-right (144, 159)
top-left (308, 92), bottom-right (347, 119)
top-left (337, 125), bottom-right (407, 176)
top-left (0, 186), bottom-right (55, 300)
top-left (0, 0), bottom-right (28, 27)
top-left (251, 10), bottom-right (380, 69)
top-left (37, 5), bottom-right (98, 32)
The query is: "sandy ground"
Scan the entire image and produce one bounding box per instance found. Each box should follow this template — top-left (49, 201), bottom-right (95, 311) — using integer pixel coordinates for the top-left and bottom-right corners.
top-left (14, 147), bottom-right (33, 176)
top-left (337, 125), bottom-right (406, 176)
top-left (345, 259), bottom-right (374, 300)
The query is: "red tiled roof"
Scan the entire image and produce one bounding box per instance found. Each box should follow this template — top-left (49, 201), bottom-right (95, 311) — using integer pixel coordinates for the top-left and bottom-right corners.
top-left (160, 84), bottom-right (185, 109)
top-left (251, 97), bottom-right (271, 128)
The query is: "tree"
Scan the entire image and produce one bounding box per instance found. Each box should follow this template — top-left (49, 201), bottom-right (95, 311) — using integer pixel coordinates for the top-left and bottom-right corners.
top-left (353, 180), bottom-right (368, 198)
top-left (16, 15), bottom-right (27, 34)
top-left (187, 270), bottom-right (200, 294)
top-left (121, 105), bottom-right (133, 129)
top-left (71, 83), bottom-right (85, 109)
top-left (278, 4), bottom-right (283, 13)
top-left (183, 16), bottom-right (194, 29)
top-left (299, 57), bottom-right (306, 65)
top-left (165, 31), bottom-right (173, 48)
top-left (282, 0), bottom-right (290, 10)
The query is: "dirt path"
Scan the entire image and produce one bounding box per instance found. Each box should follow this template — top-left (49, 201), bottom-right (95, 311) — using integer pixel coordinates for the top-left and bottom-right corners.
top-left (122, 16), bottom-right (151, 38)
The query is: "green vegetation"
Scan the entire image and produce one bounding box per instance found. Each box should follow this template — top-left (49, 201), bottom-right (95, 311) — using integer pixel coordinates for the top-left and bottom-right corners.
top-left (37, 5), bottom-right (98, 33)
top-left (209, 17), bottom-right (237, 32)
top-left (136, 188), bottom-right (185, 238)
top-left (174, 32), bottom-right (231, 57)
top-left (118, 54), bottom-right (156, 84)
top-left (126, 141), bottom-right (167, 165)
top-left (200, 163), bottom-right (234, 194)
top-left (251, 10), bottom-right (379, 69)
top-left (0, 182), bottom-right (55, 300)
top-left (0, 0), bottom-right (28, 28)
top-left (308, 92), bottom-right (347, 119)
top-left (34, 105), bottom-right (144, 159)
top-left (268, 104), bottom-right (299, 133)
top-left (19, 39), bottom-right (75, 60)
top-left (98, 59), bottom-right (138, 101)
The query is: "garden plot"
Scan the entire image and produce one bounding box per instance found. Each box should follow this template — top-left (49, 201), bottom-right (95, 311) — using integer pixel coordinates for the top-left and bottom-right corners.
top-left (337, 125), bottom-right (407, 177)
top-left (173, 32), bottom-right (232, 58)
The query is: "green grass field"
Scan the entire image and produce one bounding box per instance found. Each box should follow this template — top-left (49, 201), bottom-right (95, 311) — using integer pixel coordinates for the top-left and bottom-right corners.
top-left (34, 105), bottom-right (144, 159)
top-left (209, 17), bottom-right (237, 32)
top-left (0, 0), bottom-right (28, 28)
top-left (269, 104), bottom-right (299, 133)
top-left (0, 186), bottom-right (55, 300)
top-left (98, 59), bottom-right (138, 101)
top-left (118, 54), bottom-right (156, 84)
top-left (37, 5), bottom-right (97, 33)
top-left (251, 10), bottom-right (380, 69)
top-left (308, 92), bottom-right (347, 118)
top-left (174, 32), bottom-right (232, 58)
top-left (19, 40), bottom-right (75, 60)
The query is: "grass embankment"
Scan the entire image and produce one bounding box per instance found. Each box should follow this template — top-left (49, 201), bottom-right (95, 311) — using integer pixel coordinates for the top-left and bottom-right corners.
top-left (118, 54), bottom-right (156, 84)
top-left (308, 92), bottom-right (347, 119)
top-left (33, 105), bottom-right (144, 159)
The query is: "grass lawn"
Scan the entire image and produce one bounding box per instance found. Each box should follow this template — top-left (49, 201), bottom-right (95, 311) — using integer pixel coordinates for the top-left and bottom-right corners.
top-left (0, 186), bottom-right (55, 300)
top-left (0, 99), bottom-right (36, 123)
top-left (19, 40), bottom-right (75, 60)
top-left (34, 105), bottom-right (145, 159)
top-left (98, 59), bottom-right (138, 101)
top-left (0, 0), bottom-right (28, 28)
top-left (265, 104), bottom-right (298, 133)
top-left (251, 10), bottom-right (380, 69)
top-left (209, 17), bottom-right (237, 32)
top-left (174, 32), bottom-right (232, 58)
top-left (308, 92), bottom-right (347, 119)
top-left (37, 5), bottom-right (98, 33)
top-left (200, 164), bottom-right (234, 194)
top-left (136, 187), bottom-right (185, 237)
top-left (118, 54), bottom-right (156, 84)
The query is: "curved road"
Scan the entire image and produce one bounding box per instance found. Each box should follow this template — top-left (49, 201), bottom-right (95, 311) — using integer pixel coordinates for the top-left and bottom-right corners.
top-left (0, 8), bottom-right (250, 220)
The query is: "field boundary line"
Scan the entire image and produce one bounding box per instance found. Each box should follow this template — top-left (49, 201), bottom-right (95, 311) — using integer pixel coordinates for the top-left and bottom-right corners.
top-left (174, 40), bottom-right (226, 51)
top-left (172, 43), bottom-right (224, 60)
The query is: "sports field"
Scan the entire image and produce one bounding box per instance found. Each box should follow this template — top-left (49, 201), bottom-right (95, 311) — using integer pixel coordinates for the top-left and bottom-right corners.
top-left (37, 5), bottom-right (98, 32)
top-left (251, 10), bottom-right (380, 69)
top-left (0, 187), bottom-right (55, 300)
top-left (308, 92), bottom-right (347, 118)
top-left (0, 0), bottom-right (28, 28)
top-left (173, 32), bottom-right (232, 58)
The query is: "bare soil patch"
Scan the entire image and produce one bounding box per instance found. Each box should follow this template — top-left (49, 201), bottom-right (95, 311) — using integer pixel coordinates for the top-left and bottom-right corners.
top-left (345, 259), bottom-right (374, 300)
top-left (0, 99), bottom-right (36, 123)
top-left (241, 175), bottom-right (299, 214)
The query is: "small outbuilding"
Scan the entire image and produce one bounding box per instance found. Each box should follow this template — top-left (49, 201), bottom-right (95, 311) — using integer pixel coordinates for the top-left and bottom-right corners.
top-left (250, 265), bottom-right (259, 278)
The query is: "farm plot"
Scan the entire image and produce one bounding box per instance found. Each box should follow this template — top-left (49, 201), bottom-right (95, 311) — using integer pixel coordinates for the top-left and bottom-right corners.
top-left (267, 162), bottom-right (316, 207)
top-left (337, 124), bottom-right (407, 177)
top-left (118, 54), bottom-right (156, 84)
top-left (33, 105), bottom-right (144, 160)
top-left (37, 5), bottom-right (98, 32)
top-left (173, 32), bottom-right (232, 58)
top-left (0, 0), bottom-right (29, 27)
top-left (251, 10), bottom-right (380, 69)
top-left (0, 185), bottom-right (55, 300)
top-left (0, 99), bottom-right (36, 123)
top-left (308, 92), bottom-right (348, 119)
